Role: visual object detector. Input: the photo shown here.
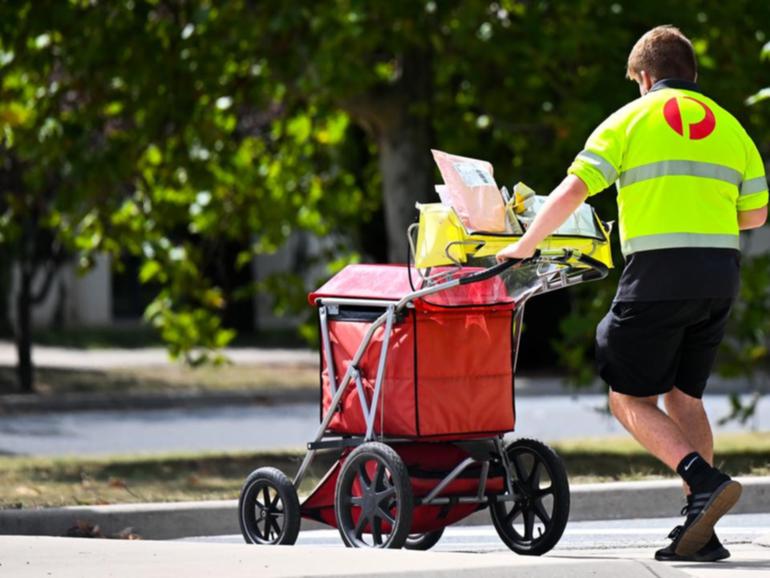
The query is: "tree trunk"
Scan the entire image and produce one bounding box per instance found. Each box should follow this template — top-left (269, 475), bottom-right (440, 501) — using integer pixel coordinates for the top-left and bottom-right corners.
top-left (378, 113), bottom-right (433, 263)
top-left (16, 264), bottom-right (34, 393)
top-left (343, 47), bottom-right (435, 263)
top-left (15, 207), bottom-right (41, 394)
top-left (377, 49), bottom-right (434, 263)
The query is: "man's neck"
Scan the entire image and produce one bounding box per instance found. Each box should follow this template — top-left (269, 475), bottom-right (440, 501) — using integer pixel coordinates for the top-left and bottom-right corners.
top-left (649, 78), bottom-right (702, 94)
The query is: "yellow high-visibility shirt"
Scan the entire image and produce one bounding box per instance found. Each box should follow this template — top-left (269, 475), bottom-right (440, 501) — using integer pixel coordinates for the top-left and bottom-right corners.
top-left (568, 79), bottom-right (768, 257)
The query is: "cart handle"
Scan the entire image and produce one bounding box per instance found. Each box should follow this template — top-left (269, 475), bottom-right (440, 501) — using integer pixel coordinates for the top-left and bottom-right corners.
top-left (575, 252), bottom-right (610, 281)
top-left (545, 249), bottom-right (609, 281)
top-left (458, 250), bottom-right (541, 285)
top-left (457, 249), bottom-right (608, 287)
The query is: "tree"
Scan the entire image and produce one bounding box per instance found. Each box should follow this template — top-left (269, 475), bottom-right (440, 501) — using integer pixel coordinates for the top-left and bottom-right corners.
top-left (251, 0), bottom-right (770, 383)
top-left (0, 1), bottom-right (371, 391)
top-left (0, 4), bottom-right (113, 392)
top-left (2, 1), bottom-right (769, 395)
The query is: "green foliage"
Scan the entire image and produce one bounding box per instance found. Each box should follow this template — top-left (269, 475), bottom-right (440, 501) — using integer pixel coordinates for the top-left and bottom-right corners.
top-left (552, 271), bottom-right (620, 387)
top-left (2, 1), bottom-right (770, 399)
top-left (748, 38), bottom-right (770, 105)
top-left (724, 37), bottom-right (770, 420)
top-left (721, 254), bottom-right (770, 376)
top-left (0, 1), bottom-right (375, 381)
top-left (747, 88), bottom-right (770, 106)
top-left (716, 252), bottom-right (770, 423)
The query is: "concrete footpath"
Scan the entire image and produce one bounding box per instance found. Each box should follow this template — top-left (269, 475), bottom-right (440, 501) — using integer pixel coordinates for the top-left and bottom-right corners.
top-left (2, 535), bottom-right (770, 578)
top-left (0, 343), bottom-right (319, 369)
top-left (2, 476), bottom-right (769, 540)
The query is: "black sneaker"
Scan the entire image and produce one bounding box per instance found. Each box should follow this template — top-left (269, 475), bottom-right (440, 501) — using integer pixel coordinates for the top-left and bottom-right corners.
top-left (674, 479), bottom-right (742, 556)
top-left (655, 524), bottom-right (730, 562)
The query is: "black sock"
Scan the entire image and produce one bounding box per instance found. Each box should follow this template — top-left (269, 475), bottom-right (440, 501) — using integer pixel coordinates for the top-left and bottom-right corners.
top-left (676, 452), bottom-right (729, 495)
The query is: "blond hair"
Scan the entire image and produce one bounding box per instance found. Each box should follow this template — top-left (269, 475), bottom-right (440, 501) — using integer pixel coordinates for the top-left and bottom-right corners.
top-left (626, 25), bottom-right (697, 83)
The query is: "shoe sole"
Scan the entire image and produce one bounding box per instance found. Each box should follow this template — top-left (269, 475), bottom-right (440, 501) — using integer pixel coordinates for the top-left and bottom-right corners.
top-left (655, 547), bottom-right (730, 562)
top-left (694, 547), bottom-right (731, 562)
top-left (674, 481), bottom-right (742, 557)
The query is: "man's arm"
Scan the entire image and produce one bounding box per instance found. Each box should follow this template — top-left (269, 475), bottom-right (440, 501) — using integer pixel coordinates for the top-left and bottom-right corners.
top-left (738, 206), bottom-right (768, 230)
top-left (496, 175), bottom-right (589, 261)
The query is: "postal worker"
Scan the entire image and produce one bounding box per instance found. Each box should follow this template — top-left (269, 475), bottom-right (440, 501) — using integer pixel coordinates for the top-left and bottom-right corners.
top-left (497, 25), bottom-right (768, 561)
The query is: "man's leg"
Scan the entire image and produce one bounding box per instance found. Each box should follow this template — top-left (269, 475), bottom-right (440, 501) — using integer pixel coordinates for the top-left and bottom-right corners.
top-left (599, 299), bottom-right (741, 556)
top-left (607, 391), bottom-right (695, 470)
top-left (664, 387), bottom-right (714, 493)
top-left (608, 387), bottom-right (739, 557)
top-left (659, 387), bottom-right (730, 560)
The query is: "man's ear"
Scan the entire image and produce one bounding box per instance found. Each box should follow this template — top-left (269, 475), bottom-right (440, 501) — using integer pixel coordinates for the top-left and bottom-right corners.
top-left (639, 70), bottom-right (654, 94)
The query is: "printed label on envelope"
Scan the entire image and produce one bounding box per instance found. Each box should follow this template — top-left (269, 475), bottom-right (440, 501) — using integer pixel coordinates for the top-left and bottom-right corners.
top-left (453, 162), bottom-right (495, 187)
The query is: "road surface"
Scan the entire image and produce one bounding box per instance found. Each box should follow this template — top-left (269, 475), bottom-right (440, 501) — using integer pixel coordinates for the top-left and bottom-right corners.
top-left (0, 393), bottom-right (766, 456)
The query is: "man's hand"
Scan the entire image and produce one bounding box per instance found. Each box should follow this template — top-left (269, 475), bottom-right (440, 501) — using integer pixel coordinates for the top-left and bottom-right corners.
top-left (496, 241), bottom-right (536, 263)
top-left (495, 175), bottom-right (589, 263)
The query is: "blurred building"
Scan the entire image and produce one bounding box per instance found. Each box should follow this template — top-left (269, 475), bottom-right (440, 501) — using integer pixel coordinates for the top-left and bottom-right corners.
top-left (9, 231), bottom-right (337, 333)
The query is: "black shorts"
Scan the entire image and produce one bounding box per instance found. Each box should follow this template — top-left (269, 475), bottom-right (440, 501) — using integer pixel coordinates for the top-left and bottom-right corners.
top-left (595, 298), bottom-right (734, 399)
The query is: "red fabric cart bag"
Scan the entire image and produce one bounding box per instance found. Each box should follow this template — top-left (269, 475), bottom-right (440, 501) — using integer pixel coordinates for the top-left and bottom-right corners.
top-left (321, 315), bottom-right (418, 437)
top-left (414, 307), bottom-right (514, 436)
top-left (313, 265), bottom-right (516, 438)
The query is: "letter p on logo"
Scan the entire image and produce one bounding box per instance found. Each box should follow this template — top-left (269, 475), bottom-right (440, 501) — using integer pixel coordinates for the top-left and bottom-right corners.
top-left (663, 97), bottom-right (716, 140)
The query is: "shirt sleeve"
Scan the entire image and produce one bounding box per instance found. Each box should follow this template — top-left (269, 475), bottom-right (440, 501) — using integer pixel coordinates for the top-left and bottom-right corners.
top-left (567, 113), bottom-right (624, 196)
top-left (738, 137), bottom-right (768, 212)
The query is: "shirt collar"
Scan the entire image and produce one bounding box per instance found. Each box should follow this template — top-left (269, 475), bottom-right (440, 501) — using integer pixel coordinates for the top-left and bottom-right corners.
top-left (649, 78), bottom-right (703, 94)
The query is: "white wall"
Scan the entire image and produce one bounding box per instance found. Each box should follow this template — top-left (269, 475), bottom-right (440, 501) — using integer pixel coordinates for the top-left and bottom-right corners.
top-left (70, 253), bottom-right (112, 326)
top-left (252, 231), bottom-right (341, 331)
top-left (8, 253), bottom-right (113, 330)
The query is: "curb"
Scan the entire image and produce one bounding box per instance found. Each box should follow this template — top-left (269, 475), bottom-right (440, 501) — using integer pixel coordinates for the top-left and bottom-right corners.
top-left (0, 344), bottom-right (318, 370)
top-left (2, 476), bottom-right (768, 540)
top-left (573, 475), bottom-right (770, 519)
top-left (0, 500), bottom-right (237, 540)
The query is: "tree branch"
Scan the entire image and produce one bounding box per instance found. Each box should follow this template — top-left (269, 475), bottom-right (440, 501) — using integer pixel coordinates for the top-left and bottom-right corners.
top-left (31, 261), bottom-right (60, 305)
top-left (31, 241), bottom-right (65, 305)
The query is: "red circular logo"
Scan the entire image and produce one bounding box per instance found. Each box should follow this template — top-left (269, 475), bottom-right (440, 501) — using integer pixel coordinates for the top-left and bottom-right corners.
top-left (663, 97), bottom-right (716, 140)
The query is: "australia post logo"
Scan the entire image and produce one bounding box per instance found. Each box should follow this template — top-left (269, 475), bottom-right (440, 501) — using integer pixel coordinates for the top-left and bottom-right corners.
top-left (663, 96), bottom-right (716, 140)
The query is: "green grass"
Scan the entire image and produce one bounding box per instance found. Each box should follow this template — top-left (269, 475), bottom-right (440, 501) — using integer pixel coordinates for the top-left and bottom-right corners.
top-left (0, 325), bottom-right (317, 395)
top-left (0, 450), bottom-right (334, 509)
top-left (2, 432), bottom-right (767, 509)
top-left (553, 432), bottom-right (770, 482)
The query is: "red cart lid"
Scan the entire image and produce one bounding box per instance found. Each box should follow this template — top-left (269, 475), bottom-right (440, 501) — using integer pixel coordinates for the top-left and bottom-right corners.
top-left (308, 264), bottom-right (414, 304)
top-left (308, 264), bottom-right (514, 307)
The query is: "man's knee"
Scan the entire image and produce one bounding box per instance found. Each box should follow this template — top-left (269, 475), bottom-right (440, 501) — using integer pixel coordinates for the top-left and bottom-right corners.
top-left (608, 389), bottom-right (658, 417)
top-left (664, 387), bottom-right (704, 414)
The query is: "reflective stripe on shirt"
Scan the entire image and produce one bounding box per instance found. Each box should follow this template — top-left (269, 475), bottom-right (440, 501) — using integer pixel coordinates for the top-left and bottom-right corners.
top-left (740, 176), bottom-right (769, 196)
top-left (575, 150), bottom-right (618, 183)
top-left (618, 160), bottom-right (742, 188)
top-left (621, 232), bottom-right (740, 255)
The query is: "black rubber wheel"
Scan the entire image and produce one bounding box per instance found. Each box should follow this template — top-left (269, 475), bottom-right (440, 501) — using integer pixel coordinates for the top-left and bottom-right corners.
top-left (239, 467), bottom-right (300, 545)
top-left (490, 438), bottom-right (570, 556)
top-left (404, 528), bottom-right (445, 551)
top-left (335, 442), bottom-right (413, 548)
